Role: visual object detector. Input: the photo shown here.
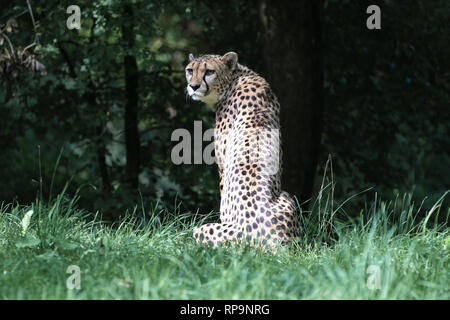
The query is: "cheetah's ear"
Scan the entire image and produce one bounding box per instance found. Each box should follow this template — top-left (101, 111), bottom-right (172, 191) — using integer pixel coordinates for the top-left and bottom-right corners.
top-left (222, 52), bottom-right (238, 71)
top-left (188, 53), bottom-right (195, 62)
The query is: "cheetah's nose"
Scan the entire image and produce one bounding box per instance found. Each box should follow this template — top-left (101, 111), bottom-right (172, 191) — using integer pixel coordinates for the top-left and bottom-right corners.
top-left (190, 84), bottom-right (201, 91)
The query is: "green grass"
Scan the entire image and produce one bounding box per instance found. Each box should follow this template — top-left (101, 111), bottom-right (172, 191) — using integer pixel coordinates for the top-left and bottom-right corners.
top-left (0, 189), bottom-right (448, 299)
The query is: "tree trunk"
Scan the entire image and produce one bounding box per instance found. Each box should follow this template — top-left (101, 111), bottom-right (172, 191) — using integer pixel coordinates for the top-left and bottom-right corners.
top-left (259, 0), bottom-right (323, 207)
top-left (122, 5), bottom-right (140, 189)
top-left (96, 125), bottom-right (111, 194)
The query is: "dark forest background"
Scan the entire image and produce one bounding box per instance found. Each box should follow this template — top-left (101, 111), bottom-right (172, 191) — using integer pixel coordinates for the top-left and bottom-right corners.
top-left (0, 0), bottom-right (449, 222)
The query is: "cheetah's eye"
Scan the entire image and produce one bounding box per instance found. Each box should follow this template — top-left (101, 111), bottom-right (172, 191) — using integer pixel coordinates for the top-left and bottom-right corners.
top-left (205, 69), bottom-right (215, 76)
top-left (186, 68), bottom-right (193, 75)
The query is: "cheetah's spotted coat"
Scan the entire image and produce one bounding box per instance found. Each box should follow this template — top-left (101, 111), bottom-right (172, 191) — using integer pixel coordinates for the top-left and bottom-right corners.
top-left (185, 52), bottom-right (300, 248)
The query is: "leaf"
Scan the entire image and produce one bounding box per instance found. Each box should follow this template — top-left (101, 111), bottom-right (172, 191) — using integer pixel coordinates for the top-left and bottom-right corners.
top-left (34, 60), bottom-right (47, 76)
top-left (55, 239), bottom-right (79, 251)
top-left (21, 209), bottom-right (34, 235)
top-left (5, 18), bottom-right (19, 33)
top-left (15, 235), bottom-right (40, 248)
top-left (63, 78), bottom-right (77, 90)
top-left (444, 237), bottom-right (450, 250)
top-left (36, 250), bottom-right (59, 261)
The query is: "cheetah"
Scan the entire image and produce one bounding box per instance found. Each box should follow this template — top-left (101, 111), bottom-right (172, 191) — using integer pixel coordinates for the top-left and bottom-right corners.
top-left (185, 52), bottom-right (300, 248)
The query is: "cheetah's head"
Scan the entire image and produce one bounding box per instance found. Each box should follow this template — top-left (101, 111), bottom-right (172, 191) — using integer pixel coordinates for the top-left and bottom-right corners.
top-left (185, 52), bottom-right (238, 110)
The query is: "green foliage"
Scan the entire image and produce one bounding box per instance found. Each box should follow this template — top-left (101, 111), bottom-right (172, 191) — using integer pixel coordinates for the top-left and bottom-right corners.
top-left (0, 0), bottom-right (448, 218)
top-left (0, 0), bottom-right (220, 217)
